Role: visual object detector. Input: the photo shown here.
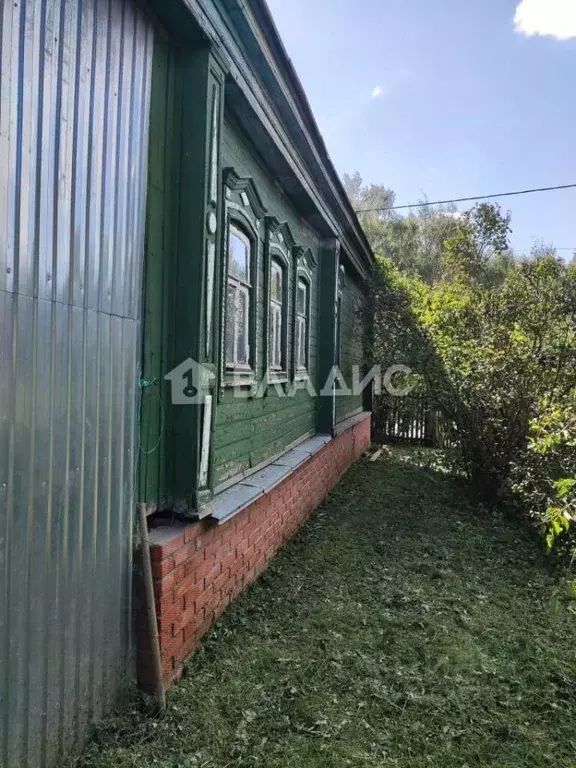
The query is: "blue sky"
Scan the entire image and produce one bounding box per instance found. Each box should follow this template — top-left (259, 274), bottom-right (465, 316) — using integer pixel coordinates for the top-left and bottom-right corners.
top-left (266, 0), bottom-right (576, 255)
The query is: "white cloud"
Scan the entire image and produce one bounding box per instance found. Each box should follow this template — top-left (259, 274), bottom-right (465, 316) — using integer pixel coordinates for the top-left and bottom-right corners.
top-left (371, 85), bottom-right (383, 99)
top-left (514, 0), bottom-right (576, 40)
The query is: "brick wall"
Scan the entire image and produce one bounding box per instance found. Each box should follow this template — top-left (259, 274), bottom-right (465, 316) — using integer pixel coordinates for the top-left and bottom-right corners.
top-left (137, 415), bottom-right (371, 692)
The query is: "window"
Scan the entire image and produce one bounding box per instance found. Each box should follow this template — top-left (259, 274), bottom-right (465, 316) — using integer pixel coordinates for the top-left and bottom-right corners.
top-left (269, 260), bottom-right (284, 370)
top-left (225, 224), bottom-right (252, 368)
top-left (296, 277), bottom-right (309, 371)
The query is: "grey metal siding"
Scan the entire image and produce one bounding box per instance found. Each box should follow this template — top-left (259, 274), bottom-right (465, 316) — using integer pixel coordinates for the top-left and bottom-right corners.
top-left (0, 1), bottom-right (153, 766)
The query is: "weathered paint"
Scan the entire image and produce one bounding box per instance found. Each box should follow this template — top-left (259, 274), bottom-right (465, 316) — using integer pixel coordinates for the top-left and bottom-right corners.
top-left (336, 271), bottom-right (365, 423)
top-left (0, 1), bottom-right (153, 765)
top-left (199, 394), bottom-right (213, 487)
top-left (139, 31), bottom-right (182, 510)
top-left (213, 116), bottom-right (320, 488)
top-left (138, 2), bottom-right (373, 513)
top-left (170, 0), bottom-right (374, 278)
top-left (174, 47), bottom-right (225, 509)
top-left (317, 240), bottom-right (340, 434)
top-left (139, 35), bottom-right (226, 512)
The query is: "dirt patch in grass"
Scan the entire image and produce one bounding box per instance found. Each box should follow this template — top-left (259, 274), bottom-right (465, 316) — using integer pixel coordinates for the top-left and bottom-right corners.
top-left (74, 448), bottom-right (576, 768)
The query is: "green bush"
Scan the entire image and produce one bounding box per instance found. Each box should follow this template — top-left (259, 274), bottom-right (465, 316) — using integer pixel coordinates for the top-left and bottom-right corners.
top-left (369, 205), bottom-right (576, 555)
top-left (512, 391), bottom-right (576, 559)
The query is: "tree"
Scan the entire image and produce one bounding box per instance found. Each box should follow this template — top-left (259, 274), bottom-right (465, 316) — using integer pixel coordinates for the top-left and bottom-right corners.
top-left (342, 171), bottom-right (396, 223)
top-left (441, 202), bottom-right (514, 284)
top-left (359, 176), bottom-right (576, 554)
top-left (384, 206), bottom-right (463, 284)
top-left (342, 172), bottom-right (397, 258)
top-left (370, 243), bottom-right (576, 511)
top-left (343, 172), bottom-right (466, 284)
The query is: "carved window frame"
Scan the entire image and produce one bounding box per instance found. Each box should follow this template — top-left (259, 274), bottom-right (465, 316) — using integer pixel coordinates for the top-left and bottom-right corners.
top-left (221, 169), bottom-right (267, 388)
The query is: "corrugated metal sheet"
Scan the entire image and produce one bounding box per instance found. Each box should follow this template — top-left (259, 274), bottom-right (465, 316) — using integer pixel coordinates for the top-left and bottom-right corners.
top-left (0, 1), bottom-right (153, 765)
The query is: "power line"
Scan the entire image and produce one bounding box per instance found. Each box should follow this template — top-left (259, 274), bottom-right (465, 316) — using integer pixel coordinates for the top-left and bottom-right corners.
top-left (515, 247), bottom-right (576, 252)
top-left (354, 183), bottom-right (576, 213)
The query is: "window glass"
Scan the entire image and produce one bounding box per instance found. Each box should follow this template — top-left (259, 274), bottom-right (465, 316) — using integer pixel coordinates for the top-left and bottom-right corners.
top-left (336, 294), bottom-right (342, 367)
top-left (296, 278), bottom-right (309, 370)
top-left (226, 223), bottom-right (252, 368)
top-left (297, 280), bottom-right (307, 316)
top-left (270, 261), bottom-right (284, 370)
top-left (269, 304), bottom-right (282, 369)
top-left (274, 309), bottom-right (281, 368)
top-left (271, 263), bottom-right (282, 302)
top-left (236, 287), bottom-right (248, 364)
top-left (228, 226), bottom-right (250, 283)
top-left (296, 317), bottom-right (305, 369)
top-left (226, 283), bottom-right (236, 364)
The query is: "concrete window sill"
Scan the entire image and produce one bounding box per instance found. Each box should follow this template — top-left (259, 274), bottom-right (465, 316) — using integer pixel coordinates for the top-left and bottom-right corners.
top-left (333, 410), bottom-right (371, 437)
top-left (207, 433), bottom-right (332, 525)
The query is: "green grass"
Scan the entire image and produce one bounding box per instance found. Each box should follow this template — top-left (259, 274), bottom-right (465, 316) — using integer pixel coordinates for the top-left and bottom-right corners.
top-left (76, 448), bottom-right (576, 768)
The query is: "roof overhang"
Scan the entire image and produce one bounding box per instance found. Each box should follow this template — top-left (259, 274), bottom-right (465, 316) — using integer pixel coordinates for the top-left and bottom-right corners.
top-left (152, 0), bottom-right (375, 278)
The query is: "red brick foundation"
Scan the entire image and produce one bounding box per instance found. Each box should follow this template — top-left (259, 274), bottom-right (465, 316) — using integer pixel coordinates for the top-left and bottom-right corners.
top-left (137, 415), bottom-right (371, 692)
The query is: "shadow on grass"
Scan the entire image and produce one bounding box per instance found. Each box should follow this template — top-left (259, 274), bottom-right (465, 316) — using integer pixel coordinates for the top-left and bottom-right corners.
top-left (74, 449), bottom-right (576, 768)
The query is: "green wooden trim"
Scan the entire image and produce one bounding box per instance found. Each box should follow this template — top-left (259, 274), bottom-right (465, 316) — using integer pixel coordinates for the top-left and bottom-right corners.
top-left (263, 217), bottom-right (293, 382)
top-left (223, 168), bottom-right (268, 219)
top-left (336, 265), bottom-right (345, 368)
top-left (212, 115), bottom-right (321, 488)
top-left (362, 279), bottom-right (374, 413)
top-left (220, 171), bottom-right (268, 391)
top-left (161, 44), bottom-right (226, 510)
top-left (316, 239), bottom-right (340, 434)
top-left (290, 246), bottom-right (313, 380)
top-left (265, 217), bottom-right (297, 249)
top-left (293, 266), bottom-right (312, 377)
top-left (335, 269), bottom-right (366, 423)
top-left (221, 204), bottom-right (261, 382)
top-left (169, 0), bottom-right (373, 277)
top-left (139, 31), bottom-right (183, 508)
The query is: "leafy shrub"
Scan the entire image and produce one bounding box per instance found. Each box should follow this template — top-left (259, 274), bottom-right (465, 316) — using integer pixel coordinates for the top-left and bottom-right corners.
top-left (368, 204), bottom-right (576, 553)
top-left (512, 391), bottom-right (576, 560)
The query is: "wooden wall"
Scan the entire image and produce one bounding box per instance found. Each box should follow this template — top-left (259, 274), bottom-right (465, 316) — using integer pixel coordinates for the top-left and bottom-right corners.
top-left (139, 38), bottom-right (371, 509)
top-left (336, 271), bottom-right (365, 423)
top-left (139, 33), bottom-right (182, 508)
top-left (213, 117), bottom-right (321, 488)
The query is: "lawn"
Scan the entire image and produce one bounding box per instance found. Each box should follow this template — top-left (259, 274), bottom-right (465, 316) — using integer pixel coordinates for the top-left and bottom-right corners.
top-left (76, 448), bottom-right (576, 768)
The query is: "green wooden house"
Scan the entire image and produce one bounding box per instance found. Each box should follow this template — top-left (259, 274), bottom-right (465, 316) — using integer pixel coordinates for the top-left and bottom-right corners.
top-left (139, 2), bottom-right (374, 517)
top-left (0, 0), bottom-right (374, 765)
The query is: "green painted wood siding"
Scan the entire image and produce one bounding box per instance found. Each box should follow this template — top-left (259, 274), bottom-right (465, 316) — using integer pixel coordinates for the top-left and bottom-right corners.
top-left (139, 50), bottom-right (371, 505)
top-left (213, 117), bottom-right (320, 487)
top-left (336, 272), bottom-right (365, 423)
top-left (139, 33), bottom-right (182, 507)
